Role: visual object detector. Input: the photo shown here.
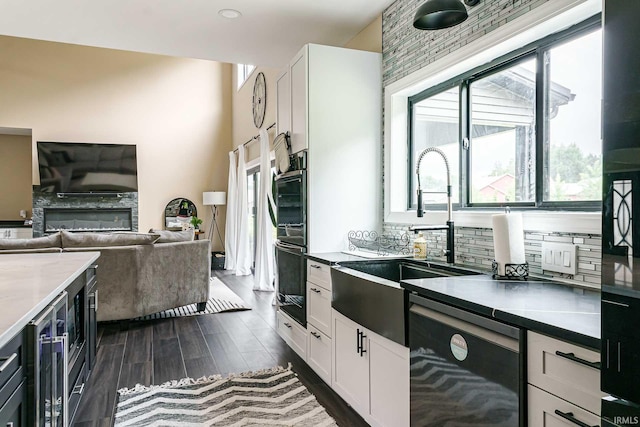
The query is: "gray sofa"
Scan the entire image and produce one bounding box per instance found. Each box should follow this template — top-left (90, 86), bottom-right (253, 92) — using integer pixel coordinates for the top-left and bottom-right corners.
top-left (0, 230), bottom-right (211, 321)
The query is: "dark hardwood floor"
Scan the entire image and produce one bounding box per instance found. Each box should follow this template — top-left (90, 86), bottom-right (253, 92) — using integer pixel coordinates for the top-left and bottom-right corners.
top-left (73, 269), bottom-right (368, 426)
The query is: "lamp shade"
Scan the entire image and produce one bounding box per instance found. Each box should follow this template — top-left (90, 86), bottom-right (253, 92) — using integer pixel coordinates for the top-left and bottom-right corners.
top-left (413, 0), bottom-right (468, 30)
top-left (203, 191), bottom-right (226, 206)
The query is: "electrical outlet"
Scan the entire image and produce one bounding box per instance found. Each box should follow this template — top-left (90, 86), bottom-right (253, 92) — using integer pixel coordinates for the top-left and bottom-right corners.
top-left (541, 242), bottom-right (577, 275)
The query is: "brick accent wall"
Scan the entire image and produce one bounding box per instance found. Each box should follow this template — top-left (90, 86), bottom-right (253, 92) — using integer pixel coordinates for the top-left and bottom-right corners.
top-left (381, 0), bottom-right (602, 286)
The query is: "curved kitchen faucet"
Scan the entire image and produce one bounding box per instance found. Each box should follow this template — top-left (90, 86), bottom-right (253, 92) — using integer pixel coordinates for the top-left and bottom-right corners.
top-left (411, 146), bottom-right (455, 263)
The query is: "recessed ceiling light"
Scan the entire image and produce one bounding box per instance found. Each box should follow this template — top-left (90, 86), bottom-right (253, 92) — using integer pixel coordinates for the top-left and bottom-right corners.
top-left (218, 9), bottom-right (242, 19)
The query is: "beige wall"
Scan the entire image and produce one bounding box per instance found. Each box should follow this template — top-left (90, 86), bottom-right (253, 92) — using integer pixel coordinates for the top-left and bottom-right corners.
top-left (0, 36), bottom-right (232, 249)
top-left (344, 15), bottom-right (383, 53)
top-left (232, 66), bottom-right (281, 162)
top-left (0, 134), bottom-right (32, 220)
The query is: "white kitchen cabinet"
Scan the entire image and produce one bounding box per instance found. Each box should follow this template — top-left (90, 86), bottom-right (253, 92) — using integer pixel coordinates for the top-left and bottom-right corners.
top-left (306, 259), bottom-right (333, 384)
top-left (276, 44), bottom-right (382, 253)
top-left (528, 384), bottom-right (602, 427)
top-left (307, 324), bottom-right (331, 385)
top-left (332, 309), bottom-right (409, 427)
top-left (527, 331), bottom-right (604, 426)
top-left (307, 282), bottom-right (331, 337)
top-left (275, 70), bottom-right (290, 136)
top-left (0, 228), bottom-right (32, 239)
top-left (277, 310), bottom-right (307, 360)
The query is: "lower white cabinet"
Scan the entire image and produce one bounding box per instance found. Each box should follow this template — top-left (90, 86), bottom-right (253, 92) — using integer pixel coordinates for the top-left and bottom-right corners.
top-left (307, 281), bottom-right (331, 337)
top-left (307, 324), bottom-right (331, 385)
top-left (1, 228), bottom-right (32, 239)
top-left (332, 309), bottom-right (409, 427)
top-left (277, 310), bottom-right (307, 360)
top-left (528, 384), bottom-right (602, 427)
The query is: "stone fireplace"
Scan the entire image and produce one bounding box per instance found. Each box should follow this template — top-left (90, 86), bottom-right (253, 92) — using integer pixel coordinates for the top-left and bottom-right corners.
top-left (32, 189), bottom-right (138, 237)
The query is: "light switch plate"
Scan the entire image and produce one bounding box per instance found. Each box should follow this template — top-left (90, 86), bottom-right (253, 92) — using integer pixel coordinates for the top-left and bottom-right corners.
top-left (541, 242), bottom-right (577, 275)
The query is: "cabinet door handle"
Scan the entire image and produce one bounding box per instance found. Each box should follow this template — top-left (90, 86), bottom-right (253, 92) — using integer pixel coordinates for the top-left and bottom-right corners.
top-left (310, 264), bottom-right (321, 269)
top-left (0, 353), bottom-right (17, 372)
top-left (72, 383), bottom-right (85, 395)
top-left (555, 351), bottom-right (601, 370)
top-left (360, 332), bottom-right (367, 357)
top-left (356, 329), bottom-right (362, 354)
top-left (310, 288), bottom-right (321, 293)
top-left (553, 410), bottom-right (598, 427)
top-left (311, 331), bottom-right (321, 339)
top-left (284, 322), bottom-right (292, 328)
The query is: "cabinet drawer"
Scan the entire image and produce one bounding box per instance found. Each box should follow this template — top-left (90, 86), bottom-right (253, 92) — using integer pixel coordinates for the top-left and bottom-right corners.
top-left (307, 282), bottom-right (332, 337)
top-left (0, 380), bottom-right (25, 427)
top-left (308, 325), bottom-right (331, 385)
top-left (528, 384), bottom-right (601, 427)
top-left (277, 310), bottom-right (307, 360)
top-left (528, 331), bottom-right (604, 415)
top-left (307, 261), bottom-right (331, 290)
top-left (0, 332), bottom-right (22, 400)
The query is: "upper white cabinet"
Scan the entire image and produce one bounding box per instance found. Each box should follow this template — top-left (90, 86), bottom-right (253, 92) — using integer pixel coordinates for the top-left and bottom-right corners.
top-left (276, 44), bottom-right (383, 253)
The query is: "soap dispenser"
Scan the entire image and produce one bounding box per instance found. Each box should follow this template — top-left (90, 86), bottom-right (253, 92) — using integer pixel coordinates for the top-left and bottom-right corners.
top-left (413, 232), bottom-right (427, 260)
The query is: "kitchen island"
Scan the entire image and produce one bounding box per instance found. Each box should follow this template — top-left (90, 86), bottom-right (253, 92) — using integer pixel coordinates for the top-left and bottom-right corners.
top-left (0, 251), bottom-right (100, 425)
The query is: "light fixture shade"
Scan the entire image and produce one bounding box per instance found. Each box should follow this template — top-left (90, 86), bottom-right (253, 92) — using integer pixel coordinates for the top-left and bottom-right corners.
top-left (413, 0), bottom-right (468, 30)
top-left (203, 191), bottom-right (226, 206)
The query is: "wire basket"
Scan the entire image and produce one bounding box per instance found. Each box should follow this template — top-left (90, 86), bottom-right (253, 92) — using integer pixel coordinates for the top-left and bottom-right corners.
top-left (348, 230), bottom-right (412, 256)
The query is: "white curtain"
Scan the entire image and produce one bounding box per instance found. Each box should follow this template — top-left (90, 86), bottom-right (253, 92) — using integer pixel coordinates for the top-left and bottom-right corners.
top-left (253, 129), bottom-right (275, 291)
top-left (224, 151), bottom-right (238, 271)
top-left (235, 145), bottom-right (252, 276)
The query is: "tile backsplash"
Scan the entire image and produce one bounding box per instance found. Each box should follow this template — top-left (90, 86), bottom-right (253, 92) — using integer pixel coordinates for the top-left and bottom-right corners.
top-left (383, 223), bottom-right (601, 287)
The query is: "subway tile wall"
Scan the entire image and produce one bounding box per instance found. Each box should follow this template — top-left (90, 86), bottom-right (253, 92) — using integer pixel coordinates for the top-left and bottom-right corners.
top-left (384, 223), bottom-right (601, 286)
top-left (381, 0), bottom-right (601, 286)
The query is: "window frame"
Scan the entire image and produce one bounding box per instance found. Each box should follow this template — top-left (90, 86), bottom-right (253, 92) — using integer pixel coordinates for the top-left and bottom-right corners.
top-left (237, 64), bottom-right (256, 90)
top-left (407, 15), bottom-right (602, 212)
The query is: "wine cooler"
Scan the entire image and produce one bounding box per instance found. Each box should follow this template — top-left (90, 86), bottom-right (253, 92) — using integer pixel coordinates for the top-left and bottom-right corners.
top-left (26, 292), bottom-right (69, 427)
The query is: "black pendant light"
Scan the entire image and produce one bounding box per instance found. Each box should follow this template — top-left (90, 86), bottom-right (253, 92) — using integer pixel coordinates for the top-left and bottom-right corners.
top-left (413, 0), bottom-right (479, 30)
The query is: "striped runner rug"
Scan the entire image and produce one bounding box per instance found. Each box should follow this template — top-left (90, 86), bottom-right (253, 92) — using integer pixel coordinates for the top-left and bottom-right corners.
top-left (133, 277), bottom-right (250, 321)
top-left (114, 364), bottom-right (337, 426)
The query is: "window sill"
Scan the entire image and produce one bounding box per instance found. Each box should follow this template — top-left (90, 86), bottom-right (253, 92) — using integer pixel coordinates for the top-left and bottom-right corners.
top-left (385, 210), bottom-right (601, 235)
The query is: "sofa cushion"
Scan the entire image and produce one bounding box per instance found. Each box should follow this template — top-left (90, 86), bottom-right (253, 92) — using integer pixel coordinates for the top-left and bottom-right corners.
top-left (61, 230), bottom-right (159, 248)
top-left (0, 232), bottom-right (62, 250)
top-left (149, 229), bottom-right (195, 243)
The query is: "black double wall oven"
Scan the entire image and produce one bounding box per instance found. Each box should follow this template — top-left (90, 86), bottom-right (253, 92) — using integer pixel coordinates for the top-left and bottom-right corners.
top-left (275, 168), bottom-right (308, 327)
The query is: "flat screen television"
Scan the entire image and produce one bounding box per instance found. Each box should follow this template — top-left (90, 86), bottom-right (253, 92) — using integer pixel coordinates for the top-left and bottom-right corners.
top-left (37, 141), bottom-right (138, 193)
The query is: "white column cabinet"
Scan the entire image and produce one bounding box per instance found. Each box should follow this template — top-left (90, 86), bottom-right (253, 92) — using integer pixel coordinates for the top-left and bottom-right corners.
top-left (332, 309), bottom-right (409, 427)
top-left (275, 43), bottom-right (382, 253)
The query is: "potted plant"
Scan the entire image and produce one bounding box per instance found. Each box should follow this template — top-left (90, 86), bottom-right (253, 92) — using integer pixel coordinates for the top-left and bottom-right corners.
top-left (190, 216), bottom-right (203, 230)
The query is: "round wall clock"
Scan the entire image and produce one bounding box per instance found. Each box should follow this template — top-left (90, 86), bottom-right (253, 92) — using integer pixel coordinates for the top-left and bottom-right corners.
top-left (252, 72), bottom-right (266, 128)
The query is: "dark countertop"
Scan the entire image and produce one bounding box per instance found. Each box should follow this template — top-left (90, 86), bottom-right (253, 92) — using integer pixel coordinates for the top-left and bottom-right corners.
top-left (0, 220), bottom-right (31, 228)
top-left (401, 274), bottom-right (601, 349)
top-left (306, 252), bottom-right (371, 265)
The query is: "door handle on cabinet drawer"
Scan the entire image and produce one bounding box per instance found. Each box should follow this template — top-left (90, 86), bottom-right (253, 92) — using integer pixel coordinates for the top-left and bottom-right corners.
top-left (311, 331), bottom-right (321, 339)
top-left (310, 264), bottom-right (321, 269)
top-left (310, 288), bottom-right (321, 293)
top-left (0, 353), bottom-right (17, 372)
top-left (555, 351), bottom-right (601, 370)
top-left (283, 322), bottom-right (292, 328)
top-left (554, 410), bottom-right (598, 427)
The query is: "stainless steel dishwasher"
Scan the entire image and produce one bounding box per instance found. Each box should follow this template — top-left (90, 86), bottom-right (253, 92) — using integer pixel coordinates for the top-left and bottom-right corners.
top-left (408, 293), bottom-right (523, 426)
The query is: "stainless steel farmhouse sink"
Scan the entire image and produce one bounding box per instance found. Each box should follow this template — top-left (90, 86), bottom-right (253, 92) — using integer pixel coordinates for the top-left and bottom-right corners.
top-left (331, 259), bottom-right (482, 346)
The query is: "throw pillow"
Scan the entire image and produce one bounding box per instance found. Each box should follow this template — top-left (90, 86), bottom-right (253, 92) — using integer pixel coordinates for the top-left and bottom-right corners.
top-left (0, 232), bottom-right (62, 250)
top-left (148, 229), bottom-right (195, 243)
top-left (61, 230), bottom-right (159, 248)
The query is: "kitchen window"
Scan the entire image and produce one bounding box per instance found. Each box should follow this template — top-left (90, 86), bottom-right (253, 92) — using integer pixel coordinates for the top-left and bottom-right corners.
top-left (408, 19), bottom-right (602, 210)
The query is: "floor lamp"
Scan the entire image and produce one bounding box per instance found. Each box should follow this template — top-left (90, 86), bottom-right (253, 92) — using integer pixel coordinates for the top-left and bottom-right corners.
top-left (203, 191), bottom-right (226, 252)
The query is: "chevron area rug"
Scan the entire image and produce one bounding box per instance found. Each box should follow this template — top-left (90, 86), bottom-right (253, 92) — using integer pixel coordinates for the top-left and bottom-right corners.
top-left (134, 277), bottom-right (250, 321)
top-left (114, 364), bottom-right (337, 426)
